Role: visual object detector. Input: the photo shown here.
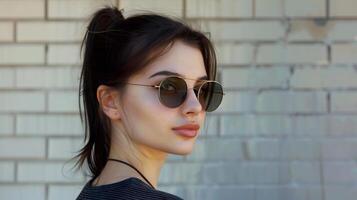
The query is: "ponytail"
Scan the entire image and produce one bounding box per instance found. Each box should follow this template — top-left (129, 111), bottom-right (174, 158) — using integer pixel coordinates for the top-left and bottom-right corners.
top-left (73, 6), bottom-right (125, 179)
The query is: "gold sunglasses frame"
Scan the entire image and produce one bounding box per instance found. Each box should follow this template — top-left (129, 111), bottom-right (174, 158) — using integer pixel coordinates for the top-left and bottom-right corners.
top-left (124, 76), bottom-right (225, 110)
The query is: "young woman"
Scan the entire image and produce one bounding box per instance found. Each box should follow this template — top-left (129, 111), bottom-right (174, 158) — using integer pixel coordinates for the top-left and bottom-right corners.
top-left (74, 6), bottom-right (224, 200)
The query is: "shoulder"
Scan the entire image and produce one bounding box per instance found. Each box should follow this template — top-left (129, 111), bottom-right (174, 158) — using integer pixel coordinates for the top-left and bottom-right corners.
top-left (76, 177), bottom-right (184, 200)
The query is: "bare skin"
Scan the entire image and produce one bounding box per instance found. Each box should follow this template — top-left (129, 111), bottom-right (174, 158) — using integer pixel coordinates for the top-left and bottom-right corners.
top-left (93, 40), bottom-right (207, 189)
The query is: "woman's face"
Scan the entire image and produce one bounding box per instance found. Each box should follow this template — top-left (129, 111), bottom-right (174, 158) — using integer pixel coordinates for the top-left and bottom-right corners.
top-left (117, 40), bottom-right (207, 156)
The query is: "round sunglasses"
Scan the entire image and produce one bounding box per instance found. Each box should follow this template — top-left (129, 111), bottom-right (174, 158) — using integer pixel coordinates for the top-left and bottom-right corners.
top-left (124, 76), bottom-right (224, 112)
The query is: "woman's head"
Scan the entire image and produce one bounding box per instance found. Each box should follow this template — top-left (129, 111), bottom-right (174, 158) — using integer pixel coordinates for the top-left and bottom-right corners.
top-left (74, 6), bottom-right (220, 178)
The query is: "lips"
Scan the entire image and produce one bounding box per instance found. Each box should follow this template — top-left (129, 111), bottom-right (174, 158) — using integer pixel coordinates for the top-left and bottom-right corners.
top-left (172, 124), bottom-right (200, 137)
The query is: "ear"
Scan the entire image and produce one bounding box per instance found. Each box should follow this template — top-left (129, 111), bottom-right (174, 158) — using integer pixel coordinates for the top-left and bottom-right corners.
top-left (96, 84), bottom-right (122, 120)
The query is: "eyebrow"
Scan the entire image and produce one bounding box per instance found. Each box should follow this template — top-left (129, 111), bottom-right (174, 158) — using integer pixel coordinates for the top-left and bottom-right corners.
top-left (149, 70), bottom-right (208, 80)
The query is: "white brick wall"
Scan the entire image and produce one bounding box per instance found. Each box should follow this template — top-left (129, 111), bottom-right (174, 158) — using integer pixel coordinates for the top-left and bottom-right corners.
top-left (0, 91), bottom-right (46, 112)
top-left (119, 0), bottom-right (183, 17)
top-left (0, 22), bottom-right (13, 42)
top-left (256, 44), bottom-right (328, 64)
top-left (0, 161), bottom-right (15, 181)
top-left (17, 22), bottom-right (85, 42)
top-left (202, 21), bottom-right (285, 41)
top-left (330, 0), bottom-right (357, 17)
top-left (0, 185), bottom-right (45, 200)
top-left (0, 1), bottom-right (356, 200)
top-left (285, 0), bottom-right (326, 17)
top-left (16, 114), bottom-right (83, 136)
top-left (186, 0), bottom-right (252, 18)
top-left (255, 0), bottom-right (284, 17)
top-left (17, 162), bottom-right (84, 183)
top-left (0, 0), bottom-right (45, 19)
top-left (0, 138), bottom-right (45, 159)
top-left (48, 0), bottom-right (116, 19)
top-left (0, 45), bottom-right (45, 65)
top-left (0, 115), bottom-right (14, 135)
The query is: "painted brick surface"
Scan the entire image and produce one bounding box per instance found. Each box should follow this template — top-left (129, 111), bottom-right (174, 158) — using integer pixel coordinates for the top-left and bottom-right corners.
top-left (0, 0), bottom-right (356, 200)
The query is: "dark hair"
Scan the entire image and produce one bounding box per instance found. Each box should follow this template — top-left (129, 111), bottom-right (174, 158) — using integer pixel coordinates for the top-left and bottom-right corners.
top-left (72, 6), bottom-right (217, 179)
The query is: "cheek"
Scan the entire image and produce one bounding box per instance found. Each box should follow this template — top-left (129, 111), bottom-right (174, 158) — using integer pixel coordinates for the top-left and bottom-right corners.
top-left (122, 88), bottom-right (173, 134)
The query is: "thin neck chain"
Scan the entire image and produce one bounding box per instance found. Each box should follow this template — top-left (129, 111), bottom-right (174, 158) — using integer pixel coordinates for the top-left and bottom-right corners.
top-left (107, 158), bottom-right (155, 190)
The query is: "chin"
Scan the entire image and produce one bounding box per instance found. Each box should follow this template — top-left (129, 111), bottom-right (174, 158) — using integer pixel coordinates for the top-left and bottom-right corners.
top-left (168, 143), bottom-right (195, 155)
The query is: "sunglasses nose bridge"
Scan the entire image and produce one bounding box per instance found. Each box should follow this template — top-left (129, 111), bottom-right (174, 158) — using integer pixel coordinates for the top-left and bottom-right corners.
top-left (183, 87), bottom-right (203, 110)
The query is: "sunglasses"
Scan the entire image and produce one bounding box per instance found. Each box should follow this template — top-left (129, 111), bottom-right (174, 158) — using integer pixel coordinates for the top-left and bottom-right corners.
top-left (124, 76), bottom-right (224, 112)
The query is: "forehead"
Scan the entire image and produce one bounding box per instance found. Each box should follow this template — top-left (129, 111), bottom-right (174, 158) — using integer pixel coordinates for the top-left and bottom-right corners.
top-left (140, 40), bottom-right (207, 79)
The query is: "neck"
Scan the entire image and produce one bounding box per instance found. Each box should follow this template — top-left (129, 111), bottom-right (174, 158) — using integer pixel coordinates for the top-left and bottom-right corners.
top-left (107, 130), bottom-right (168, 189)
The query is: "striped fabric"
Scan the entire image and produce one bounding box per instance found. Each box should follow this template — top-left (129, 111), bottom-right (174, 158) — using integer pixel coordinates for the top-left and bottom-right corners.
top-left (76, 177), bottom-right (184, 200)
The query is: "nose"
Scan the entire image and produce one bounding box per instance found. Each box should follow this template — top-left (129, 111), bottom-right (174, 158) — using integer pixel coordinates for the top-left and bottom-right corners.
top-left (181, 88), bottom-right (203, 115)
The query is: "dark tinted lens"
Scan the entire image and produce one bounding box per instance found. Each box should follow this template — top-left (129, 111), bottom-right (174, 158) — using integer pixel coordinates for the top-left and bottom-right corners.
top-left (159, 77), bottom-right (187, 108)
top-left (198, 82), bottom-right (223, 112)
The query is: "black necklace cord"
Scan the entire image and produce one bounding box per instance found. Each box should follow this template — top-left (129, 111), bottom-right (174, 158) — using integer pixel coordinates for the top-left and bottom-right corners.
top-left (107, 158), bottom-right (155, 190)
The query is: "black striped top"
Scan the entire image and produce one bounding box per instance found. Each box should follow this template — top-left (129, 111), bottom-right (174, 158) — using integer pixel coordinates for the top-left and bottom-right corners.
top-left (76, 177), bottom-right (184, 200)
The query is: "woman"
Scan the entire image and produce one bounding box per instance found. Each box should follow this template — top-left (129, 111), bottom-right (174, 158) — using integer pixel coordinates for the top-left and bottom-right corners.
top-left (74, 6), bottom-right (224, 200)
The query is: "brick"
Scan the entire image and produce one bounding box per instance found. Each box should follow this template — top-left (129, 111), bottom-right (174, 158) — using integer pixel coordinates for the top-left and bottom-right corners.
top-left (256, 91), bottom-right (327, 114)
top-left (332, 44), bottom-right (357, 64)
top-left (0, 115), bottom-right (14, 135)
top-left (222, 67), bottom-right (290, 89)
top-left (0, 45), bottom-right (45, 65)
top-left (0, 0), bottom-right (44, 19)
top-left (285, 0), bottom-right (325, 17)
top-left (16, 114), bottom-right (83, 136)
top-left (330, 0), bottom-right (357, 17)
top-left (290, 162), bottom-right (321, 184)
top-left (0, 185), bottom-right (45, 200)
top-left (0, 161), bottom-right (15, 182)
top-left (48, 0), bottom-right (116, 19)
top-left (202, 161), bottom-right (289, 184)
top-left (200, 114), bottom-right (219, 136)
top-left (216, 91), bottom-right (256, 113)
top-left (221, 114), bottom-right (292, 136)
top-left (287, 20), bottom-right (328, 41)
top-left (119, 0), bottom-right (183, 17)
top-left (291, 66), bottom-right (357, 89)
top-left (328, 21), bottom-right (357, 41)
top-left (17, 22), bottom-right (85, 42)
top-left (331, 92), bottom-right (357, 113)
top-left (247, 139), bottom-right (321, 160)
top-left (48, 91), bottom-right (79, 113)
top-left (288, 21), bottom-right (357, 42)
top-left (0, 68), bottom-right (15, 88)
top-left (256, 44), bottom-right (327, 64)
top-left (0, 91), bottom-right (45, 112)
top-left (159, 162), bottom-right (201, 184)
top-left (186, 0), bottom-right (252, 18)
top-left (323, 161), bottom-right (357, 184)
top-left (186, 138), bottom-right (244, 161)
top-left (16, 67), bottom-right (80, 89)
top-left (255, 186), bottom-right (322, 200)
top-left (322, 139), bottom-right (357, 160)
top-left (48, 138), bottom-right (83, 159)
top-left (0, 138), bottom-right (45, 159)
top-left (215, 43), bottom-right (254, 65)
top-left (0, 22), bottom-right (13, 41)
top-left (328, 115), bottom-right (357, 136)
top-left (255, 0), bottom-right (284, 17)
top-left (201, 21), bottom-right (285, 41)
top-left (47, 44), bottom-right (81, 65)
top-left (48, 185), bottom-right (83, 200)
top-left (292, 115), bottom-right (328, 136)
top-left (325, 186), bottom-right (357, 200)
top-left (18, 162), bottom-right (84, 183)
